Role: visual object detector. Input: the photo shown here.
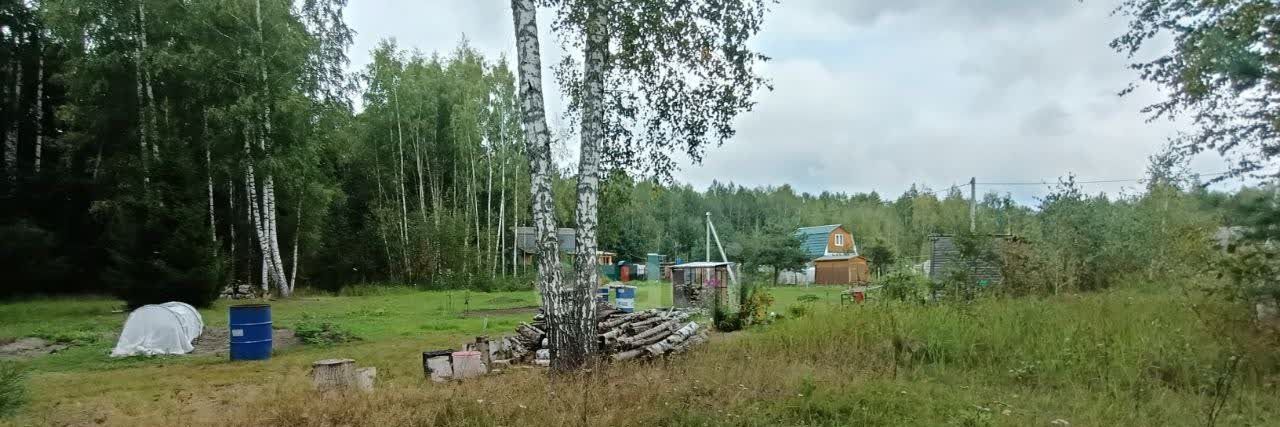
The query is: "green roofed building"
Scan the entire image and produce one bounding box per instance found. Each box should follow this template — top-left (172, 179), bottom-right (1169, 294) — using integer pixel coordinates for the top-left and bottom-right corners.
top-left (794, 224), bottom-right (857, 259)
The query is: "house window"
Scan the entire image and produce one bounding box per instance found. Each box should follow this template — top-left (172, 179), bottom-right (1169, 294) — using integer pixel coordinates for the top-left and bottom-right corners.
top-left (834, 234), bottom-right (844, 246)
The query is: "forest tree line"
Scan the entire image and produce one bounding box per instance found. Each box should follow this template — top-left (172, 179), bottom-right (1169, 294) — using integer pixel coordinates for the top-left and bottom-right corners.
top-left (0, 1), bottom-right (1271, 307)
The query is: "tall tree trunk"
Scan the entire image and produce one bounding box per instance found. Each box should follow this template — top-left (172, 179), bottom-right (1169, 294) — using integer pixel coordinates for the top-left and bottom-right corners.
top-left (132, 6), bottom-right (148, 192)
top-left (394, 91), bottom-right (411, 278)
top-left (256, 0), bottom-right (290, 296)
top-left (137, 0), bottom-right (158, 161)
top-left (497, 148), bottom-right (507, 277)
top-left (32, 42), bottom-right (42, 175)
top-left (373, 143), bottom-right (395, 279)
top-left (206, 116), bottom-right (217, 250)
top-left (291, 196), bottom-right (302, 287)
top-left (414, 123), bottom-right (428, 224)
top-left (511, 0), bottom-right (575, 372)
top-left (229, 176), bottom-right (237, 286)
top-left (486, 138), bottom-right (494, 277)
top-left (244, 128), bottom-right (270, 293)
top-left (567, 6), bottom-right (608, 369)
top-left (4, 41), bottom-right (19, 193)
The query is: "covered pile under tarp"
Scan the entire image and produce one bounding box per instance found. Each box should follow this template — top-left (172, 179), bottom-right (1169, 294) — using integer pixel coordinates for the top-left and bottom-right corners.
top-left (111, 302), bottom-right (204, 357)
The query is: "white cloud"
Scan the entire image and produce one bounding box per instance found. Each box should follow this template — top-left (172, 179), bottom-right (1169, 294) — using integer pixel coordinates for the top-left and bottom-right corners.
top-left (344, 0), bottom-right (1244, 204)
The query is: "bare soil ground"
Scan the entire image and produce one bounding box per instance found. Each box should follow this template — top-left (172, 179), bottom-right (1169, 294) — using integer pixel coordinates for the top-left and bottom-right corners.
top-left (0, 337), bottom-right (69, 359)
top-left (191, 328), bottom-right (300, 356)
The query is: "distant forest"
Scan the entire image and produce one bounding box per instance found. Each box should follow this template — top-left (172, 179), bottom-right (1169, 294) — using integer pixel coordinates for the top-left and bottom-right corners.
top-left (0, 1), bottom-right (1267, 304)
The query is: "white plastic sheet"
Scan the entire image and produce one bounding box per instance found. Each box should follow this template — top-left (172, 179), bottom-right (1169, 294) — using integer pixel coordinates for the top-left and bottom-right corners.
top-left (110, 301), bottom-right (205, 357)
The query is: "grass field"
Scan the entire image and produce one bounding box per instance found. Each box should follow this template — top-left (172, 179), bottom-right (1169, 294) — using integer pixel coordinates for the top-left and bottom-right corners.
top-left (1, 282), bottom-right (1277, 426)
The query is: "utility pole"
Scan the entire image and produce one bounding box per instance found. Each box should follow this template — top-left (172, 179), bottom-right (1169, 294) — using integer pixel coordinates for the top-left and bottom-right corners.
top-left (969, 177), bottom-right (977, 233)
top-left (705, 211), bottom-right (711, 262)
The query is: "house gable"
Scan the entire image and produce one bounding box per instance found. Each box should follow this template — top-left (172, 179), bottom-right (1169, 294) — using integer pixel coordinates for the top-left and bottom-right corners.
top-left (796, 224), bottom-right (856, 258)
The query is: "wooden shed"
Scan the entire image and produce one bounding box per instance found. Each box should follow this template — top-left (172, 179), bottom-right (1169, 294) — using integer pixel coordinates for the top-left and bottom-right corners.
top-left (813, 255), bottom-right (870, 285)
top-left (670, 262), bottom-right (736, 308)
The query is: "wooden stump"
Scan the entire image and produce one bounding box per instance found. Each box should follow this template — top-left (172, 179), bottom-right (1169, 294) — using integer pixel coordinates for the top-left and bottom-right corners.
top-left (311, 358), bottom-right (356, 391)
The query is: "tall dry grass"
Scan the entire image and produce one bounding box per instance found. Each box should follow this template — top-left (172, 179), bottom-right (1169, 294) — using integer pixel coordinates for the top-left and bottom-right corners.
top-left (14, 288), bottom-right (1279, 426)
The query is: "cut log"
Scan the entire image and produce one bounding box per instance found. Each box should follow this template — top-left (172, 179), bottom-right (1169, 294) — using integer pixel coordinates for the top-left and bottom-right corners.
top-left (517, 323), bottom-right (545, 342)
top-left (611, 348), bottom-right (645, 362)
top-left (311, 358), bottom-right (357, 391)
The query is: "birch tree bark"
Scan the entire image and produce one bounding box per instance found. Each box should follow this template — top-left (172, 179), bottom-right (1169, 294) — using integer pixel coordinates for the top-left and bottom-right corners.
top-left (136, 0), bottom-right (158, 161)
top-left (130, 6), bottom-right (149, 191)
top-left (4, 42), bottom-right (19, 192)
top-left (511, 0), bottom-right (588, 373)
top-left (32, 39), bottom-right (43, 175)
top-left (565, 5), bottom-right (608, 368)
top-left (256, 0), bottom-right (291, 296)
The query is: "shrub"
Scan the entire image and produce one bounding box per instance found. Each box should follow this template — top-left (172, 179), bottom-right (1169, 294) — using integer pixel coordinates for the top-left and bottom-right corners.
top-left (0, 362), bottom-right (26, 418)
top-left (877, 270), bottom-right (929, 303)
top-left (295, 319), bottom-right (360, 346)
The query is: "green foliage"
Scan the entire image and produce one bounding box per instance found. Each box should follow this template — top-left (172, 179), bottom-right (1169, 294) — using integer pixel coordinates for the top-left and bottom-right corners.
top-left (1113, 0), bottom-right (1280, 179)
top-left (0, 362), bottom-right (26, 418)
top-left (294, 317), bottom-right (360, 346)
top-left (878, 270), bottom-right (929, 303)
top-left (741, 227), bottom-right (811, 284)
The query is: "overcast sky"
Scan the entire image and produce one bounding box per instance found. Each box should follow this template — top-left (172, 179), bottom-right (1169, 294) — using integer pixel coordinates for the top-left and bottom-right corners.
top-left (345, 0), bottom-right (1244, 203)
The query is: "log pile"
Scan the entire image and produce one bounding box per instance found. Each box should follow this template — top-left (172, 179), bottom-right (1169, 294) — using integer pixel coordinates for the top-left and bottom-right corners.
top-left (506, 302), bottom-right (709, 364)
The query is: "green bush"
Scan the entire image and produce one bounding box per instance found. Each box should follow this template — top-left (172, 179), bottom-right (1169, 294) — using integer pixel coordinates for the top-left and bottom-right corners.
top-left (877, 270), bottom-right (929, 303)
top-left (295, 319), bottom-right (360, 346)
top-left (0, 362), bottom-right (26, 418)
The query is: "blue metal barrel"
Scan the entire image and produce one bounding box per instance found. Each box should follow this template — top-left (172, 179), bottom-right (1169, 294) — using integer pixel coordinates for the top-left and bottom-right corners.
top-left (597, 287), bottom-right (610, 304)
top-left (229, 304), bottom-right (272, 360)
top-left (615, 286), bottom-right (637, 312)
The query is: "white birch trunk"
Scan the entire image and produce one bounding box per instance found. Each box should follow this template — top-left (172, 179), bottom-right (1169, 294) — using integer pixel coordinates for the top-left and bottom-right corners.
top-left (4, 47), bottom-right (19, 191)
top-left (206, 122), bottom-right (217, 247)
top-left (131, 10), bottom-right (148, 191)
top-left (566, 6), bottom-right (609, 368)
top-left (33, 51), bottom-right (42, 175)
top-left (373, 146), bottom-right (395, 278)
top-left (244, 129), bottom-right (270, 293)
top-left (414, 125), bottom-right (428, 224)
top-left (497, 152), bottom-right (507, 277)
top-left (394, 91), bottom-right (411, 270)
top-left (256, 0), bottom-right (290, 296)
top-left (137, 0), bottom-right (158, 161)
top-left (511, 0), bottom-right (584, 372)
top-left (486, 138), bottom-right (494, 277)
top-left (291, 196), bottom-right (301, 287)
top-left (229, 176), bottom-right (237, 284)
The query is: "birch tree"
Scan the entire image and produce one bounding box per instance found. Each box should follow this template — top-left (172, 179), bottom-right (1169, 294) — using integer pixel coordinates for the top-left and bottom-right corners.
top-left (510, 0), bottom-right (573, 371)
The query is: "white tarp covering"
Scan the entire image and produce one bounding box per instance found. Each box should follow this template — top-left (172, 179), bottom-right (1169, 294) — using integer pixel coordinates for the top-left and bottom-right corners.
top-left (110, 302), bottom-right (204, 357)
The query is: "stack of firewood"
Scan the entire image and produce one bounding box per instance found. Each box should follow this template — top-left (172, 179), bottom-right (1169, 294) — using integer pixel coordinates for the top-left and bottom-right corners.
top-left (507, 302), bottom-right (708, 365)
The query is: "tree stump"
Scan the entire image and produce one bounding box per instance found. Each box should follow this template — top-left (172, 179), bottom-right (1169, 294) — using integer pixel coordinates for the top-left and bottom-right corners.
top-left (356, 367), bottom-right (377, 391)
top-left (311, 358), bottom-right (356, 391)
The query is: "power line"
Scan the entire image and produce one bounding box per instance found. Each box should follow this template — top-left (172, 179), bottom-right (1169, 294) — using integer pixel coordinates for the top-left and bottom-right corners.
top-left (976, 170), bottom-right (1236, 187)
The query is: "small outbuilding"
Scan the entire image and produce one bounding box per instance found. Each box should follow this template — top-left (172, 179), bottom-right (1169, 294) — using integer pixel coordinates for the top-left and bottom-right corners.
top-left (813, 255), bottom-right (870, 285)
top-left (670, 261), bottom-right (737, 309)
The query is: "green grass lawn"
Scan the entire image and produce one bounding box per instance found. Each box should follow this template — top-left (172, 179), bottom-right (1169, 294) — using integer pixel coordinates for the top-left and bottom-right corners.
top-left (4, 282), bottom-right (1273, 426)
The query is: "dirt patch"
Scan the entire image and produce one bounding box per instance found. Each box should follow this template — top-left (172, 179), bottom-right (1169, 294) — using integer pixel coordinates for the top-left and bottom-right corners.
top-left (191, 328), bottom-right (300, 356)
top-left (462, 306), bottom-right (541, 317)
top-left (0, 337), bottom-right (69, 359)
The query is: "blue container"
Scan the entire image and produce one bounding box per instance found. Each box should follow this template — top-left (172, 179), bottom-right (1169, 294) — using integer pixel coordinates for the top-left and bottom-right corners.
top-left (229, 304), bottom-right (272, 361)
top-left (615, 286), bottom-right (637, 313)
top-left (597, 287), bottom-right (610, 304)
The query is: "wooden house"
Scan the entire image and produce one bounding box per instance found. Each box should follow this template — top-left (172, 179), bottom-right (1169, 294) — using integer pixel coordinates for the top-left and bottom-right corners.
top-left (795, 224), bottom-right (856, 258)
top-left (813, 255), bottom-right (870, 285)
top-left (513, 227), bottom-right (576, 266)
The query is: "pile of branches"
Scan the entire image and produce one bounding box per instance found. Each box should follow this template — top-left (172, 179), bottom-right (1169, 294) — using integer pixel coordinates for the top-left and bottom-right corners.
top-left (509, 303), bottom-right (708, 365)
